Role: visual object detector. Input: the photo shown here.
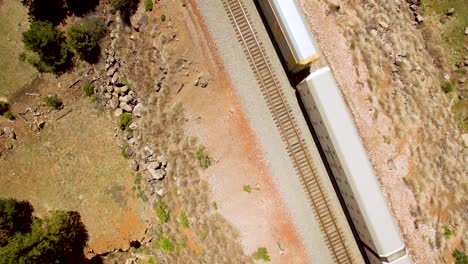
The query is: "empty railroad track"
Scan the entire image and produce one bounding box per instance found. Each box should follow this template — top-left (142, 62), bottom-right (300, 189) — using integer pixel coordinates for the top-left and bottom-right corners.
top-left (223, 0), bottom-right (354, 263)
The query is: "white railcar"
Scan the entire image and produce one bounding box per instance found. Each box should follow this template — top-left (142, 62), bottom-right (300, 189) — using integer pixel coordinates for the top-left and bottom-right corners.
top-left (297, 67), bottom-right (411, 264)
top-left (257, 0), bottom-right (320, 73)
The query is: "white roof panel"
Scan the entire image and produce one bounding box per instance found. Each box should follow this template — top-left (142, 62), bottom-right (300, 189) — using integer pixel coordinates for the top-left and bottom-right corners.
top-left (302, 67), bottom-right (404, 254)
top-left (269, 0), bottom-right (318, 61)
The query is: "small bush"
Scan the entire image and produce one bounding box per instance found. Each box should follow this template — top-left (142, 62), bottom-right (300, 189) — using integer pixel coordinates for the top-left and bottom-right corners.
top-left (154, 201), bottom-right (169, 222)
top-left (197, 230), bottom-right (207, 241)
top-left (144, 0), bottom-right (153, 11)
top-left (212, 201), bottom-right (218, 210)
top-left (442, 81), bottom-right (454, 93)
top-left (243, 185), bottom-right (252, 193)
top-left (18, 52), bottom-right (26, 62)
top-left (110, 0), bottom-right (132, 11)
top-left (67, 17), bottom-right (106, 60)
top-left (178, 212), bottom-right (189, 228)
top-left (157, 237), bottom-right (173, 252)
top-left (453, 249), bottom-right (468, 264)
top-left (118, 113), bottom-right (132, 131)
top-left (147, 257), bottom-right (156, 264)
top-left (443, 225), bottom-right (453, 239)
top-left (44, 95), bottom-right (62, 109)
top-left (3, 111), bottom-right (14, 120)
top-left (252, 247), bottom-right (270, 262)
top-left (194, 146), bottom-right (211, 168)
top-left (120, 145), bottom-right (129, 158)
top-left (83, 83), bottom-right (94, 97)
top-left (0, 101), bottom-right (10, 115)
top-left (160, 14), bottom-right (166, 22)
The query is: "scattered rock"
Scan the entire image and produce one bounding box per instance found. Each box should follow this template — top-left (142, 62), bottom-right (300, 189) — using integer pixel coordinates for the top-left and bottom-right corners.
top-left (129, 35), bottom-right (136, 40)
top-left (416, 15), bottom-right (424, 23)
top-left (129, 123), bottom-right (138, 130)
top-left (120, 102), bottom-right (133, 112)
top-left (378, 21), bottom-right (388, 29)
top-left (3, 127), bottom-right (16, 139)
top-left (465, 27), bottom-right (468, 35)
top-left (176, 190), bottom-right (182, 196)
top-left (107, 67), bottom-right (116, 76)
top-left (110, 97), bottom-right (119, 109)
top-left (5, 142), bottom-right (13, 149)
top-left (446, 7), bottom-right (454, 16)
top-left (114, 108), bottom-right (123, 117)
top-left (121, 85), bottom-right (129, 94)
top-left (132, 103), bottom-right (144, 117)
top-left (125, 147), bottom-right (134, 157)
top-left (410, 4), bottom-right (418, 11)
top-left (156, 188), bottom-right (165, 197)
top-left (106, 85), bottom-right (114, 93)
top-left (395, 56), bottom-right (404, 66)
top-left (198, 75), bottom-right (209, 88)
top-left (458, 77), bottom-right (466, 83)
top-left (37, 121), bottom-right (45, 130)
top-left (444, 73), bottom-right (451, 80)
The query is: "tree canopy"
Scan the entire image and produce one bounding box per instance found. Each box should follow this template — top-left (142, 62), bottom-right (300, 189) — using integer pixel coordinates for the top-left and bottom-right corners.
top-left (0, 198), bottom-right (89, 264)
top-left (22, 21), bottom-right (70, 72)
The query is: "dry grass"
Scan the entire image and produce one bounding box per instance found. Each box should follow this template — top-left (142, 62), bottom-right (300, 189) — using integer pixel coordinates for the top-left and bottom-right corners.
top-left (315, 0), bottom-right (467, 262)
top-left (0, 99), bottom-right (146, 253)
top-left (0, 0), bottom-right (36, 98)
top-left (100, 7), bottom-right (248, 263)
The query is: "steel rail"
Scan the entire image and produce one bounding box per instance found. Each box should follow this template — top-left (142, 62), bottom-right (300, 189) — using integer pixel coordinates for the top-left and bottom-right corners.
top-left (223, 0), bottom-right (353, 263)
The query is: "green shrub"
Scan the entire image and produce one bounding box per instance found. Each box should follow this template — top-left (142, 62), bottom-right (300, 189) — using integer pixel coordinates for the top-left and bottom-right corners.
top-left (154, 201), bottom-right (169, 223)
top-left (147, 257), bottom-right (156, 264)
top-left (67, 17), bottom-right (105, 60)
top-left (120, 145), bottom-right (129, 158)
top-left (197, 230), bottom-right (207, 241)
top-left (144, 0), bottom-right (153, 11)
top-left (160, 14), bottom-right (166, 22)
top-left (252, 247), bottom-right (270, 262)
top-left (442, 81), bottom-right (454, 93)
top-left (194, 146), bottom-right (211, 168)
top-left (453, 249), bottom-right (468, 264)
top-left (178, 212), bottom-right (189, 228)
top-left (44, 95), bottom-right (62, 109)
top-left (83, 83), bottom-right (94, 97)
top-left (2, 111), bottom-right (14, 120)
top-left (0, 101), bottom-right (10, 115)
top-left (18, 52), bottom-right (26, 62)
top-left (110, 0), bottom-right (132, 11)
top-left (212, 201), bottom-right (218, 210)
top-left (443, 225), bottom-right (453, 239)
top-left (118, 113), bottom-right (132, 131)
top-left (157, 237), bottom-right (173, 252)
top-left (243, 185), bottom-right (252, 193)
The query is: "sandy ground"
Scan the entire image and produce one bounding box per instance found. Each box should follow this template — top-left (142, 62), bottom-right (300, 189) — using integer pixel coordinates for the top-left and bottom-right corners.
top-left (299, 0), bottom-right (467, 263)
top-left (194, 0), bottom-right (364, 263)
top-left (178, 1), bottom-right (311, 262)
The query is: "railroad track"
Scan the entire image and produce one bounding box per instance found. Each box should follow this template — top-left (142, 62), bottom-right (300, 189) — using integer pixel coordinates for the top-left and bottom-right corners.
top-left (223, 0), bottom-right (353, 263)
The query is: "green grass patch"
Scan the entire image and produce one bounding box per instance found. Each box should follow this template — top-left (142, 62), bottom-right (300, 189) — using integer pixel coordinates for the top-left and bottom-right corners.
top-left (453, 249), bottom-right (468, 264)
top-left (155, 237), bottom-right (173, 252)
top-left (252, 247), bottom-right (270, 262)
top-left (443, 225), bottom-right (453, 239)
top-left (2, 111), bottom-right (14, 120)
top-left (144, 0), bottom-right (153, 11)
top-left (160, 14), bottom-right (166, 22)
top-left (194, 146), bottom-right (211, 168)
top-left (421, 0), bottom-right (468, 66)
top-left (197, 230), bottom-right (207, 241)
top-left (212, 201), bottom-right (218, 210)
top-left (44, 95), bottom-right (63, 109)
top-left (243, 184), bottom-right (252, 193)
top-left (120, 145), bottom-right (129, 159)
top-left (442, 81), bottom-right (454, 93)
top-left (147, 257), bottom-right (157, 264)
top-left (154, 201), bottom-right (170, 223)
top-left (83, 83), bottom-right (94, 97)
top-left (178, 212), bottom-right (189, 228)
top-left (118, 113), bottom-right (132, 131)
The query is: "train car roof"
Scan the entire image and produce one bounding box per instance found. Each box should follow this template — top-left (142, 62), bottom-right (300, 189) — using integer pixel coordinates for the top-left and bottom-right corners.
top-left (299, 67), bottom-right (405, 255)
top-left (267, 0), bottom-right (318, 62)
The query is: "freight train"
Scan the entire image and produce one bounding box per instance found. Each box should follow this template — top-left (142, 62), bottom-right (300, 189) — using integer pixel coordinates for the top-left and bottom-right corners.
top-left (256, 0), bottom-right (411, 263)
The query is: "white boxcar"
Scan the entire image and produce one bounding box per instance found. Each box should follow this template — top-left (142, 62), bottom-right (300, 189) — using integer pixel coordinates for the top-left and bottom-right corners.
top-left (257, 0), bottom-right (320, 73)
top-left (297, 67), bottom-right (411, 264)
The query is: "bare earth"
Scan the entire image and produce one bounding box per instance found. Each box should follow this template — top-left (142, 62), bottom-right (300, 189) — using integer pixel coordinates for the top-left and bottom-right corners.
top-left (299, 0), bottom-right (467, 263)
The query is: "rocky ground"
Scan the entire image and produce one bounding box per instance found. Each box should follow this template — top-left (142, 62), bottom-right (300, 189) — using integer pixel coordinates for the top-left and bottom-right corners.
top-left (300, 0), bottom-right (467, 263)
